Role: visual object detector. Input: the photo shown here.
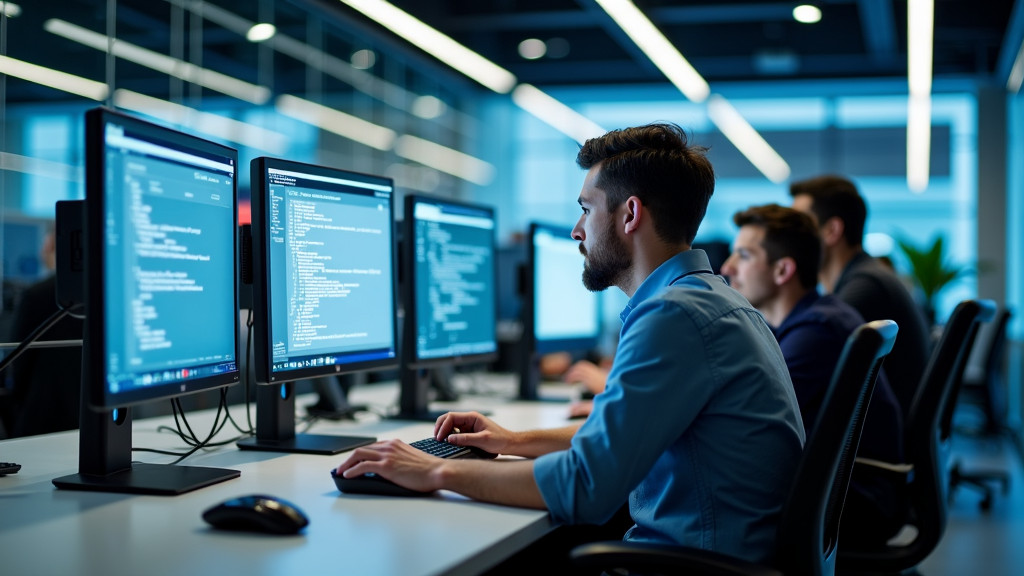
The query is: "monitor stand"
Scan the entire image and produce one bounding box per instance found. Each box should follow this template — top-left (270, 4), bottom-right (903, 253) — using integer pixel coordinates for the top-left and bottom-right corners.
top-left (305, 373), bottom-right (368, 420)
top-left (393, 366), bottom-right (490, 422)
top-left (236, 382), bottom-right (376, 455)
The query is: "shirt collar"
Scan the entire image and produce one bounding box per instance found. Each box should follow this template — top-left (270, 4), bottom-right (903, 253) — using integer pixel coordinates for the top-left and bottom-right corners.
top-left (620, 249), bottom-right (714, 322)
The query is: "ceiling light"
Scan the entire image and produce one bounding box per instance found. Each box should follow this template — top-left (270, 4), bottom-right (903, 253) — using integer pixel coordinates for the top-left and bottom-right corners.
top-left (350, 48), bottom-right (376, 70)
top-left (0, 54), bottom-right (108, 100)
top-left (907, 0), bottom-right (934, 192)
top-left (275, 94), bottom-right (397, 151)
top-left (511, 84), bottom-right (606, 145)
top-left (594, 0), bottom-right (710, 103)
top-left (518, 39), bottom-right (547, 60)
top-left (394, 135), bottom-right (495, 185)
top-left (706, 95), bottom-right (791, 184)
top-left (1007, 41), bottom-right (1024, 93)
top-left (792, 5), bottom-right (822, 24)
top-left (337, 0), bottom-right (517, 93)
top-left (246, 23), bottom-right (276, 43)
top-left (44, 18), bottom-right (271, 105)
top-left (0, 2), bottom-right (21, 17)
top-left (114, 89), bottom-right (289, 155)
top-left (0, 152), bottom-right (79, 181)
top-left (411, 95), bottom-right (446, 119)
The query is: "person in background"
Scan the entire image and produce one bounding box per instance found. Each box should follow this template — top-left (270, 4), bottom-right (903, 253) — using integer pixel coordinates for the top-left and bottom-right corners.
top-left (721, 203), bottom-right (908, 547)
top-left (8, 227), bottom-right (84, 437)
top-left (790, 175), bottom-right (931, 421)
top-left (336, 122), bottom-right (805, 566)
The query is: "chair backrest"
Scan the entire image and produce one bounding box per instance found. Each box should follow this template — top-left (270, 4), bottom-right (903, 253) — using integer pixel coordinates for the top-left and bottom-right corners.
top-left (774, 319), bottom-right (898, 576)
top-left (839, 299), bottom-right (993, 574)
top-left (973, 306), bottom-right (1012, 431)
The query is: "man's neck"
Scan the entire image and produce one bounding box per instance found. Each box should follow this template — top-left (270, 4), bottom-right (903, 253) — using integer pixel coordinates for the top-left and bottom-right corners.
top-left (761, 286), bottom-right (808, 327)
top-left (819, 243), bottom-right (862, 294)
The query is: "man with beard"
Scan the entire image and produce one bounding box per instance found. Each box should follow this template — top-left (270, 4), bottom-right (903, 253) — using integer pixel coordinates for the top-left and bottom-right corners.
top-left (335, 123), bottom-right (805, 565)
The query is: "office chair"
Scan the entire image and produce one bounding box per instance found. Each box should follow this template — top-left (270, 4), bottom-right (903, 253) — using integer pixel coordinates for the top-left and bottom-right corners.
top-left (948, 306), bottom-right (1012, 510)
top-left (569, 320), bottom-right (898, 576)
top-left (837, 299), bottom-right (993, 575)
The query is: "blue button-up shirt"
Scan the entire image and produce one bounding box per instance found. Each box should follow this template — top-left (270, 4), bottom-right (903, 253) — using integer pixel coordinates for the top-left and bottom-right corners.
top-left (534, 249), bottom-right (805, 564)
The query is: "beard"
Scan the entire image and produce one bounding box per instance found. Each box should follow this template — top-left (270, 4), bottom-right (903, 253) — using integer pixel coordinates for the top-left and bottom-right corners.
top-left (580, 219), bottom-right (630, 291)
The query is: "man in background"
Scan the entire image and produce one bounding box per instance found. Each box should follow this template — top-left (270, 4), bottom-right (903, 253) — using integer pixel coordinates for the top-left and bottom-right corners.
top-left (721, 203), bottom-right (908, 547)
top-left (790, 175), bottom-right (931, 420)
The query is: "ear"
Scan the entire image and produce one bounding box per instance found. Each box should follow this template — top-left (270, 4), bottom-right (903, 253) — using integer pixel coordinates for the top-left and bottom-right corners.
top-left (773, 257), bottom-right (798, 286)
top-left (622, 196), bottom-right (642, 235)
top-left (820, 216), bottom-right (845, 246)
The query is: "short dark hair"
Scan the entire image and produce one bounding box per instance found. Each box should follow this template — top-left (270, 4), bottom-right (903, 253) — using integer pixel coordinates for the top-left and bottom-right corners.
top-left (732, 203), bottom-right (821, 290)
top-left (788, 174), bottom-right (866, 247)
top-left (576, 123), bottom-right (715, 245)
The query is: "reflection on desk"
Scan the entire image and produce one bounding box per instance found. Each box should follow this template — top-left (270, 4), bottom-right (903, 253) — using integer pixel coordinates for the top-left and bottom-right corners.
top-left (0, 376), bottom-right (572, 576)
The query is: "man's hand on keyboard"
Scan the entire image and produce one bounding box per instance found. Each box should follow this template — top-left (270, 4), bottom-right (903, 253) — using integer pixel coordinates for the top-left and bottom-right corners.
top-left (434, 411), bottom-right (512, 456)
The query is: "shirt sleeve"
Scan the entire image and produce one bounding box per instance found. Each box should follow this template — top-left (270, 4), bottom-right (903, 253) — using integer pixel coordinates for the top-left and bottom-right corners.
top-left (534, 295), bottom-right (717, 525)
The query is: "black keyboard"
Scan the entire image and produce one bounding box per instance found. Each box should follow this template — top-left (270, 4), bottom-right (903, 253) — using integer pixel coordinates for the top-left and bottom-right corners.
top-left (0, 462), bottom-right (21, 475)
top-left (332, 436), bottom-right (495, 496)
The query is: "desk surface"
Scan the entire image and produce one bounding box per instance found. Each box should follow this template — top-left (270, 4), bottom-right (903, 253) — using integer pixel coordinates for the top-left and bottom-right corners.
top-left (0, 374), bottom-right (578, 576)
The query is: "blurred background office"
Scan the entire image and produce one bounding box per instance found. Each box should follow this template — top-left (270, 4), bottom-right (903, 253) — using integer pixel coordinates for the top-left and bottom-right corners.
top-left (0, 1), bottom-right (1021, 444)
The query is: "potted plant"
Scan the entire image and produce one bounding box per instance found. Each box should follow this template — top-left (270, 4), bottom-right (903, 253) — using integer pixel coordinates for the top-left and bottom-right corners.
top-left (895, 234), bottom-right (970, 326)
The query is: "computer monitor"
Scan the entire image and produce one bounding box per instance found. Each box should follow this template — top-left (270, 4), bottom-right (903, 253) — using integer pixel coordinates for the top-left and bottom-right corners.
top-left (52, 107), bottom-right (241, 495)
top-left (240, 156), bottom-right (398, 453)
top-left (518, 222), bottom-right (601, 400)
top-left (396, 194), bottom-right (498, 420)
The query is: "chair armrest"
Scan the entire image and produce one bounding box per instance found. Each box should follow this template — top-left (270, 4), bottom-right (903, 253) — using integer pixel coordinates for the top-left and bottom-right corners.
top-left (570, 540), bottom-right (782, 576)
top-left (854, 457), bottom-right (915, 484)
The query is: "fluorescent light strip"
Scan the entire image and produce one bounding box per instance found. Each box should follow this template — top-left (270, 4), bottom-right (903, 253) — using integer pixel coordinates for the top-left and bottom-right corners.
top-left (907, 0), bottom-right (934, 192)
top-left (337, 0), bottom-right (517, 94)
top-left (1008, 41), bottom-right (1024, 92)
top-left (113, 90), bottom-right (289, 155)
top-left (0, 151), bottom-right (81, 181)
top-left (43, 18), bottom-right (271, 105)
top-left (394, 135), bottom-right (495, 185)
top-left (511, 84), bottom-right (606, 145)
top-left (706, 95), bottom-right (791, 184)
top-left (0, 54), bottom-right (108, 100)
top-left (907, 94), bottom-right (931, 193)
top-left (275, 94), bottom-right (397, 151)
top-left (1, 2), bottom-right (21, 18)
top-left (594, 0), bottom-right (710, 103)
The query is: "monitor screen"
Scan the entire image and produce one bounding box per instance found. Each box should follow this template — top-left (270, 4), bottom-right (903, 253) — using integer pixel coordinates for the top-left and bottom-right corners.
top-left (53, 106), bottom-right (240, 495)
top-left (531, 222), bottom-right (600, 354)
top-left (405, 194), bottom-right (498, 366)
top-left (517, 222), bottom-right (601, 400)
top-left (240, 156), bottom-right (395, 453)
top-left (251, 157), bottom-right (398, 384)
top-left (396, 194), bottom-right (498, 420)
top-left (89, 108), bottom-right (240, 409)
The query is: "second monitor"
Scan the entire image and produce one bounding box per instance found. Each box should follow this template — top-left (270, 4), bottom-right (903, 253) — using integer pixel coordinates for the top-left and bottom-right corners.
top-left (241, 156), bottom-right (399, 454)
top-left (397, 194), bottom-right (498, 420)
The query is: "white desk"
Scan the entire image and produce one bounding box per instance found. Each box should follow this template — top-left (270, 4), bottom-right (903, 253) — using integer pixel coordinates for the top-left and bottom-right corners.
top-left (0, 375), bottom-right (578, 576)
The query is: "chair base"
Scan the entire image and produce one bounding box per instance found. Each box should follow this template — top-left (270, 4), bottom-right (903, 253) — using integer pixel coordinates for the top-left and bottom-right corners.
top-left (949, 460), bottom-right (1010, 511)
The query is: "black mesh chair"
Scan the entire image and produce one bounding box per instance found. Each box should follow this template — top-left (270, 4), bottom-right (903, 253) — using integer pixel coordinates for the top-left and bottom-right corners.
top-left (838, 299), bottom-right (994, 575)
top-left (948, 306), bottom-right (1013, 510)
top-left (569, 320), bottom-right (899, 576)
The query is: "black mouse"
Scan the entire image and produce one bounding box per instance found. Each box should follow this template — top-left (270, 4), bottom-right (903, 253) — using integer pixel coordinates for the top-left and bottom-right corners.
top-left (202, 494), bottom-right (309, 535)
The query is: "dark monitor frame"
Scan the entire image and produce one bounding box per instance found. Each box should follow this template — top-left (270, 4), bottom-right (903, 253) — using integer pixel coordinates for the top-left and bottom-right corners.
top-left (396, 194), bottom-right (499, 420)
top-left (239, 156), bottom-right (398, 453)
top-left (53, 107), bottom-right (241, 495)
top-left (517, 221), bottom-right (601, 400)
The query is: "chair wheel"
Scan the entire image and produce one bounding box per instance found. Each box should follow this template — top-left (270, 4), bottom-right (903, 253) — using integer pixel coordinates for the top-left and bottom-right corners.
top-left (980, 495), bottom-right (993, 511)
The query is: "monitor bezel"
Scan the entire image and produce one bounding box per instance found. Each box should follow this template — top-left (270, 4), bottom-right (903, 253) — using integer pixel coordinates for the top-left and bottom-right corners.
top-left (401, 193), bottom-right (500, 370)
top-left (84, 106), bottom-right (241, 410)
top-left (250, 156), bottom-right (400, 385)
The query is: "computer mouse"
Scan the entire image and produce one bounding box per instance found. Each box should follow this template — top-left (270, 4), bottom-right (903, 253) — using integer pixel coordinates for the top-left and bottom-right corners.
top-left (330, 468), bottom-right (429, 497)
top-left (202, 494), bottom-right (309, 535)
